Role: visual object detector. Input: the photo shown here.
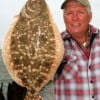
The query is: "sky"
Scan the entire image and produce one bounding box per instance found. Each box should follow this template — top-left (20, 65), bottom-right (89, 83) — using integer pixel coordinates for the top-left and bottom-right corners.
top-left (0, 0), bottom-right (100, 49)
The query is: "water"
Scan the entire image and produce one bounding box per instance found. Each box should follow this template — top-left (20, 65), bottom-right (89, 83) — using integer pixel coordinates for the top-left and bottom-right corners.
top-left (0, 49), bottom-right (54, 100)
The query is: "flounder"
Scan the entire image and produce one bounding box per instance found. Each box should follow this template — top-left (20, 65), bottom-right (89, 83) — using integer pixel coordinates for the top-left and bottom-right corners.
top-left (2, 0), bottom-right (64, 99)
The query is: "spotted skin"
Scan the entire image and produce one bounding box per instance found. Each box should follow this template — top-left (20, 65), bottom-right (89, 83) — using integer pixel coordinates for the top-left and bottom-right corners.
top-left (2, 0), bottom-right (64, 99)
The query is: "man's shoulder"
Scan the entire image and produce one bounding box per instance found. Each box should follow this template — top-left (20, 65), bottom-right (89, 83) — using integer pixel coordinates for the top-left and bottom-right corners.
top-left (90, 25), bottom-right (100, 34)
top-left (60, 30), bottom-right (70, 41)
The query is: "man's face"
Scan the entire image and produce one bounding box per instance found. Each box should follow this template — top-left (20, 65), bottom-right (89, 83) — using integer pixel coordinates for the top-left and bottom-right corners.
top-left (63, 1), bottom-right (92, 37)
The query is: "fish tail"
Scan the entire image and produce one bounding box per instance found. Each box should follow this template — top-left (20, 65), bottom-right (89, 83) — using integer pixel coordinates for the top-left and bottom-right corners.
top-left (24, 89), bottom-right (42, 100)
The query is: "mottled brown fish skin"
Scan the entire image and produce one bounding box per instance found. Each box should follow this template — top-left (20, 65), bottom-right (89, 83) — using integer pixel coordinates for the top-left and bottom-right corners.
top-left (24, 88), bottom-right (42, 100)
top-left (2, 0), bottom-right (64, 100)
top-left (11, 0), bottom-right (55, 87)
top-left (10, 0), bottom-right (56, 99)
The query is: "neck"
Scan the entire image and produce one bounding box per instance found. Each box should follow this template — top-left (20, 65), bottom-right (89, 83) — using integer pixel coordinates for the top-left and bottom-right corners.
top-left (71, 31), bottom-right (89, 44)
top-left (71, 32), bottom-right (90, 48)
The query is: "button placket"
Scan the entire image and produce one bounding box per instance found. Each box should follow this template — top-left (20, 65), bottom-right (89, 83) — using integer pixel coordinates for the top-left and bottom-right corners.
top-left (88, 64), bottom-right (94, 100)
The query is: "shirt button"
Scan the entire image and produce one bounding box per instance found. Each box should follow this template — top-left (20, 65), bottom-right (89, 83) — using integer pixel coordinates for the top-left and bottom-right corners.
top-left (89, 66), bottom-right (93, 70)
top-left (92, 95), bottom-right (94, 98)
top-left (90, 80), bottom-right (94, 83)
top-left (89, 66), bottom-right (91, 69)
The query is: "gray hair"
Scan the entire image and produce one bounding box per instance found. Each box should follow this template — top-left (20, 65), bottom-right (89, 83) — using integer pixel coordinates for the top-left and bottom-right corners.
top-left (86, 6), bottom-right (92, 14)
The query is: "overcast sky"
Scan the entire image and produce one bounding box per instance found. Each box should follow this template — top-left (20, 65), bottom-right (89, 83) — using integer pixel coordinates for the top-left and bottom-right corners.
top-left (0, 0), bottom-right (100, 49)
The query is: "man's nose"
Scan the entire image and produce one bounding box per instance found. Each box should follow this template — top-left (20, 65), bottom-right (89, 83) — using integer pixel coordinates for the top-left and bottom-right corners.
top-left (72, 12), bottom-right (79, 21)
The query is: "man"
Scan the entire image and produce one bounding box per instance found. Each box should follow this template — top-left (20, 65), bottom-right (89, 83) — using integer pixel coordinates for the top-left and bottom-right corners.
top-left (54, 0), bottom-right (100, 100)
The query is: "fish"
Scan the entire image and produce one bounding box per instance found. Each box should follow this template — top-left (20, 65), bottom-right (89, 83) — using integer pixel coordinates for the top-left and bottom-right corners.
top-left (2, 0), bottom-right (64, 99)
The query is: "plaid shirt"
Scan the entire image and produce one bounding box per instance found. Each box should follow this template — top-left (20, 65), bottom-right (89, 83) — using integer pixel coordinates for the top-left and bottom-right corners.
top-left (54, 25), bottom-right (100, 100)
